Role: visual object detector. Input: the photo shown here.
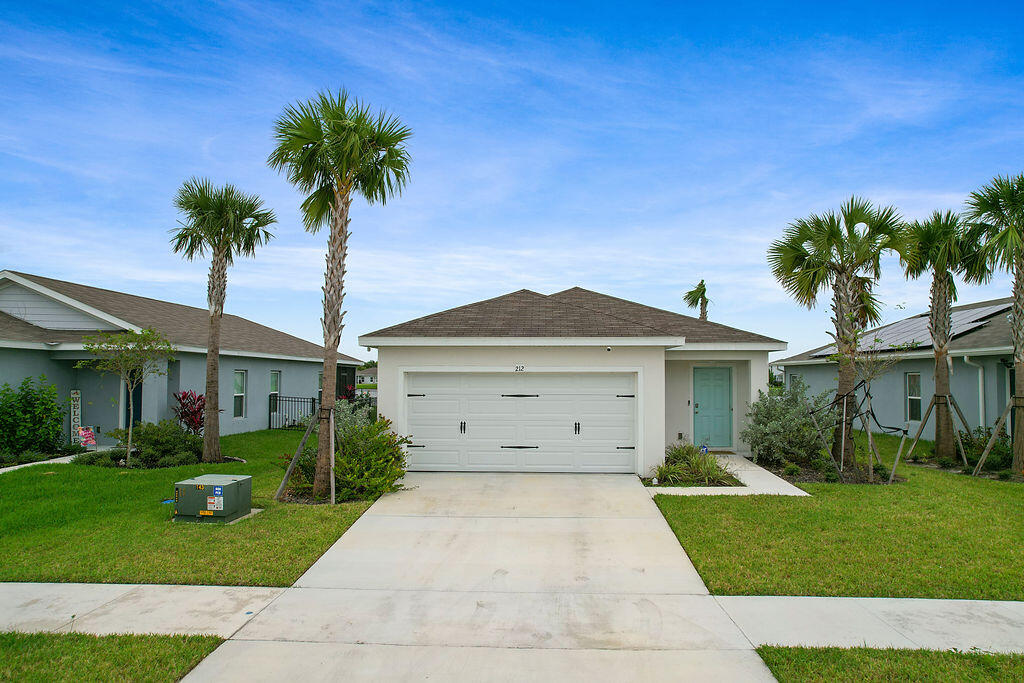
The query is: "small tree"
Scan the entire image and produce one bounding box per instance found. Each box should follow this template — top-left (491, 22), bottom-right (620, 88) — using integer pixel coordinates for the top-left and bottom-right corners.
top-left (683, 280), bottom-right (710, 320)
top-left (77, 329), bottom-right (176, 467)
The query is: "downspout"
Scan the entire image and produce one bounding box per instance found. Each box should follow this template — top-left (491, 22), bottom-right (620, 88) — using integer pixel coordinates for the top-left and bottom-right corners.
top-left (963, 356), bottom-right (985, 427)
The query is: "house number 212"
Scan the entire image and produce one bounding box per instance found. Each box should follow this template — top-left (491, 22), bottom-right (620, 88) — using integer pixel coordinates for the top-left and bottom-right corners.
top-left (514, 364), bottom-right (525, 372)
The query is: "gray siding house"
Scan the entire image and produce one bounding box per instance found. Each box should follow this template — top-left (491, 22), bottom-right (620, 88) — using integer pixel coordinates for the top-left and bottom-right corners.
top-left (0, 270), bottom-right (360, 446)
top-left (774, 298), bottom-right (1015, 439)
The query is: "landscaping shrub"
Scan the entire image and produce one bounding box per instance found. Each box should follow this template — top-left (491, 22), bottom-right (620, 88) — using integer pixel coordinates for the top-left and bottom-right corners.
top-left (958, 426), bottom-right (1013, 472)
top-left (783, 462), bottom-right (801, 477)
top-left (0, 450), bottom-right (55, 467)
top-left (652, 441), bottom-right (737, 486)
top-left (105, 420), bottom-right (202, 469)
top-left (73, 448), bottom-right (127, 467)
top-left (0, 375), bottom-right (65, 455)
top-left (293, 413), bottom-right (410, 501)
top-left (171, 391), bottom-right (205, 435)
top-left (741, 377), bottom-right (833, 467)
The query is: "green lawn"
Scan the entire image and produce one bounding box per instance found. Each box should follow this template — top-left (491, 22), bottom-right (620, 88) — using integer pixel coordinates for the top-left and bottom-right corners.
top-left (0, 632), bottom-right (221, 682)
top-left (0, 430), bottom-right (370, 586)
top-left (656, 433), bottom-right (1024, 600)
top-left (758, 646), bottom-right (1024, 682)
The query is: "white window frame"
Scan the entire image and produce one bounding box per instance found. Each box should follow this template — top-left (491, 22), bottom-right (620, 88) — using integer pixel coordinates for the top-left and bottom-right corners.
top-left (317, 371), bottom-right (323, 404)
top-left (269, 370), bottom-right (281, 414)
top-left (233, 370), bottom-right (248, 419)
top-left (905, 372), bottom-right (922, 422)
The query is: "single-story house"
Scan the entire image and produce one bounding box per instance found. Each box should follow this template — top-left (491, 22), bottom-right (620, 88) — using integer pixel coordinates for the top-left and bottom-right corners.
top-left (358, 287), bottom-right (785, 475)
top-left (356, 366), bottom-right (377, 385)
top-left (773, 297), bottom-right (1014, 438)
top-left (0, 270), bottom-right (361, 446)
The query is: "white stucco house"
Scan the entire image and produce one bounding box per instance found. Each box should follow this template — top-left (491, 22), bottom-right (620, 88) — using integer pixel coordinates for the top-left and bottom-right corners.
top-left (359, 287), bottom-right (785, 475)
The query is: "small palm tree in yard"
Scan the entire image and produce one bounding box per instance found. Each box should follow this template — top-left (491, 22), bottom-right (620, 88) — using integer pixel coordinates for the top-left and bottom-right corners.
top-left (901, 210), bottom-right (990, 463)
top-left (683, 280), bottom-right (710, 320)
top-left (268, 89), bottom-right (412, 499)
top-left (768, 196), bottom-right (903, 472)
top-left (171, 178), bottom-right (276, 463)
top-left (967, 173), bottom-right (1024, 474)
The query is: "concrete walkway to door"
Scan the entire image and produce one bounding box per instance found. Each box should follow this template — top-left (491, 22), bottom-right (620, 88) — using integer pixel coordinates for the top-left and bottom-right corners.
top-left (187, 473), bottom-right (774, 681)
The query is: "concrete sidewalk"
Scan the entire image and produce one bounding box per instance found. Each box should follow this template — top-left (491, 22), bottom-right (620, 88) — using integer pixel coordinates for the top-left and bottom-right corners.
top-left (0, 455), bottom-right (74, 475)
top-left (648, 454), bottom-right (810, 496)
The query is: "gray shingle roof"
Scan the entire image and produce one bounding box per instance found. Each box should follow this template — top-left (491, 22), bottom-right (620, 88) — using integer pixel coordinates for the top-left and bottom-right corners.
top-left (3, 271), bottom-right (361, 364)
top-left (774, 296), bottom-right (1014, 365)
top-left (363, 287), bottom-right (782, 343)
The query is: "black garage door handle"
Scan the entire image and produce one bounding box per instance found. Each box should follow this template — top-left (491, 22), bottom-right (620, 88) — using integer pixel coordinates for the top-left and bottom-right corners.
top-left (500, 445), bottom-right (539, 449)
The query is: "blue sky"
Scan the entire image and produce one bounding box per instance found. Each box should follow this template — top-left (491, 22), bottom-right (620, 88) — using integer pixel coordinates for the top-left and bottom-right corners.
top-left (2, 2), bottom-right (1023, 362)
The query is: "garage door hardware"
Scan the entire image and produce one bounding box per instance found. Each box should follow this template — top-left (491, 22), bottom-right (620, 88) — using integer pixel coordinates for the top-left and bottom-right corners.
top-left (407, 393), bottom-right (426, 397)
top-left (616, 394), bottom-right (635, 398)
top-left (500, 445), bottom-right (539, 449)
top-left (616, 446), bottom-right (635, 450)
top-left (407, 444), bottom-right (425, 448)
top-left (459, 421), bottom-right (466, 433)
top-left (574, 421), bottom-right (580, 434)
top-left (501, 393), bottom-right (539, 398)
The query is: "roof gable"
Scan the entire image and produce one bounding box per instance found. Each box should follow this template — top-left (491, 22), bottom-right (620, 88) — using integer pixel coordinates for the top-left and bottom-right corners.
top-left (362, 286), bottom-right (782, 345)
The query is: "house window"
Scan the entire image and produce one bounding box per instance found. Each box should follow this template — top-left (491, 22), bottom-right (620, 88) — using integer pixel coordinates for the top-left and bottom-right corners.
top-left (269, 370), bottom-right (281, 413)
top-left (317, 372), bottom-right (323, 404)
top-left (789, 374), bottom-right (799, 388)
top-left (233, 370), bottom-right (247, 418)
top-left (905, 372), bottom-right (922, 421)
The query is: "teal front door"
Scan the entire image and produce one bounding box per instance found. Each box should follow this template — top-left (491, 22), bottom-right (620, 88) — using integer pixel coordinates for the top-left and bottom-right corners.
top-left (693, 367), bottom-right (732, 448)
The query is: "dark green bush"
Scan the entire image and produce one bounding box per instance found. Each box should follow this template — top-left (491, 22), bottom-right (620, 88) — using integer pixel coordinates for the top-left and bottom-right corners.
top-left (106, 420), bottom-right (201, 469)
top-left (997, 470), bottom-right (1013, 481)
top-left (824, 469), bottom-right (840, 482)
top-left (741, 377), bottom-right (834, 466)
top-left (783, 462), bottom-right (801, 477)
top-left (0, 376), bottom-right (65, 455)
top-left (959, 427), bottom-right (1013, 471)
top-left (294, 416), bottom-right (410, 501)
top-left (873, 463), bottom-right (890, 480)
top-left (73, 449), bottom-right (127, 467)
top-left (0, 450), bottom-right (55, 466)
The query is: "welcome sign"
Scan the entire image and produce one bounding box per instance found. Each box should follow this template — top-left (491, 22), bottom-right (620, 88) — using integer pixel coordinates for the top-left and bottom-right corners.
top-left (70, 390), bottom-right (82, 444)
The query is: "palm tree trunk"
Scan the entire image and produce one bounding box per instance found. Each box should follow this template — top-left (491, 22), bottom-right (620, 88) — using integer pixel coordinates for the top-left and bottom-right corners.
top-left (930, 269), bottom-right (955, 462)
top-left (202, 251), bottom-right (227, 463)
top-left (699, 299), bottom-right (707, 321)
top-left (313, 188), bottom-right (352, 498)
top-left (1013, 256), bottom-right (1024, 474)
top-left (831, 273), bottom-right (858, 469)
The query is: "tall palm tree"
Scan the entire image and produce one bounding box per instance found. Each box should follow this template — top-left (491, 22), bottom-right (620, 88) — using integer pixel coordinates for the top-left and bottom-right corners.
top-left (768, 196), bottom-right (903, 470)
top-left (901, 211), bottom-right (990, 462)
top-left (171, 178), bottom-right (276, 463)
top-left (268, 89), bottom-right (412, 499)
top-left (683, 280), bottom-right (710, 320)
top-left (967, 173), bottom-right (1024, 474)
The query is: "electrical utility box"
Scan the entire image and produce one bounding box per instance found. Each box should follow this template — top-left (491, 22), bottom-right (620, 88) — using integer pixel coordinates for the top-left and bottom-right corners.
top-left (173, 474), bottom-right (252, 523)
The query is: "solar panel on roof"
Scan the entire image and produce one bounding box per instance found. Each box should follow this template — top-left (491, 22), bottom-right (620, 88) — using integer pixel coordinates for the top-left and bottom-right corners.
top-left (811, 302), bottom-right (1010, 357)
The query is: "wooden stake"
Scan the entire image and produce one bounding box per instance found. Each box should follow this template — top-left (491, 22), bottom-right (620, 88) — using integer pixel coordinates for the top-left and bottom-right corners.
top-left (888, 427), bottom-right (908, 484)
top-left (274, 416), bottom-right (318, 502)
top-left (903, 395), bottom-right (936, 462)
top-left (973, 400), bottom-right (1012, 475)
top-left (809, 409), bottom-right (844, 482)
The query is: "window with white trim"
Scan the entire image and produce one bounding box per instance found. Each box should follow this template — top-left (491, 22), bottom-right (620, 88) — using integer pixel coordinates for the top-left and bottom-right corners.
top-left (317, 372), bottom-right (323, 404)
top-left (269, 370), bottom-right (281, 414)
top-left (233, 370), bottom-right (247, 418)
top-left (905, 372), bottom-right (921, 421)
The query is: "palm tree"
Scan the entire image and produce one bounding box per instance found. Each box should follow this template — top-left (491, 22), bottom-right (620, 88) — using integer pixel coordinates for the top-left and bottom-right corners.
top-left (268, 89), bottom-right (412, 499)
top-left (683, 280), bottom-right (709, 320)
top-left (768, 196), bottom-right (903, 470)
top-left (901, 211), bottom-right (989, 462)
top-left (966, 173), bottom-right (1024, 474)
top-left (171, 178), bottom-right (276, 463)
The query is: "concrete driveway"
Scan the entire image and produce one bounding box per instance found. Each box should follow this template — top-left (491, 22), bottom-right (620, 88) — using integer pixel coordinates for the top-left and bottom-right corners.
top-left (187, 473), bottom-right (772, 681)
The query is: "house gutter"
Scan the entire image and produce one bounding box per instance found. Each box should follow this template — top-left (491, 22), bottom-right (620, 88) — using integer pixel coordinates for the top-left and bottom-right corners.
top-left (963, 356), bottom-right (985, 426)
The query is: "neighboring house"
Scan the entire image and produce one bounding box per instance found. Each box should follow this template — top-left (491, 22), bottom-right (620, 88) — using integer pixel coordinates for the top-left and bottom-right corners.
top-left (0, 270), bottom-right (360, 445)
top-left (356, 366), bottom-right (377, 385)
top-left (773, 297), bottom-right (1014, 439)
top-left (359, 287), bottom-right (785, 475)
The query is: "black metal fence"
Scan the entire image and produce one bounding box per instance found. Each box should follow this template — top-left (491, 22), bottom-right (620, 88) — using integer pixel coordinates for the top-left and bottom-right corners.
top-left (269, 395), bottom-right (319, 430)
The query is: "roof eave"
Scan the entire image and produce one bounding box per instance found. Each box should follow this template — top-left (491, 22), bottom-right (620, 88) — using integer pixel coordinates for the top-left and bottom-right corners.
top-left (358, 335), bottom-right (689, 348)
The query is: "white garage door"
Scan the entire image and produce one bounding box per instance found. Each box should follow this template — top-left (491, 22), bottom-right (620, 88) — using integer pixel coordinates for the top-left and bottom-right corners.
top-left (404, 372), bottom-right (637, 472)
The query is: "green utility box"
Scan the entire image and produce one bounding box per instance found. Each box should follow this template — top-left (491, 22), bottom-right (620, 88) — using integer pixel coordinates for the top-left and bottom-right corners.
top-left (173, 474), bottom-right (252, 523)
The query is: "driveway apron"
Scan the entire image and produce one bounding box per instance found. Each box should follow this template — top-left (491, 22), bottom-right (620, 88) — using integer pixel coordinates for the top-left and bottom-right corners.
top-left (187, 473), bottom-right (772, 681)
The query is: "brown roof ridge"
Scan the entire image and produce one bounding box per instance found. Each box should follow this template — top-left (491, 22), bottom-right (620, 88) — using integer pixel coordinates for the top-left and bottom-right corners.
top-left (544, 287), bottom-right (677, 336)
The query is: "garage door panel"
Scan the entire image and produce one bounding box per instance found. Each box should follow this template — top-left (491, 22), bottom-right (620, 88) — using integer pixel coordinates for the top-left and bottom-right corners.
top-left (404, 372), bottom-right (637, 473)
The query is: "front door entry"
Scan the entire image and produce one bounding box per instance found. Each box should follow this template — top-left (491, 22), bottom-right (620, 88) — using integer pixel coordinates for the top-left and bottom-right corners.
top-left (693, 366), bottom-right (732, 448)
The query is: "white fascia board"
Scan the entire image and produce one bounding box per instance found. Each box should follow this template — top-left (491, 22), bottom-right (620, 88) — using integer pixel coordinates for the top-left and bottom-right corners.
top-left (0, 271), bottom-right (141, 332)
top-left (0, 338), bottom-right (359, 365)
top-left (358, 336), bottom-right (688, 348)
top-left (667, 342), bottom-right (787, 351)
top-left (772, 345), bottom-right (1014, 367)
